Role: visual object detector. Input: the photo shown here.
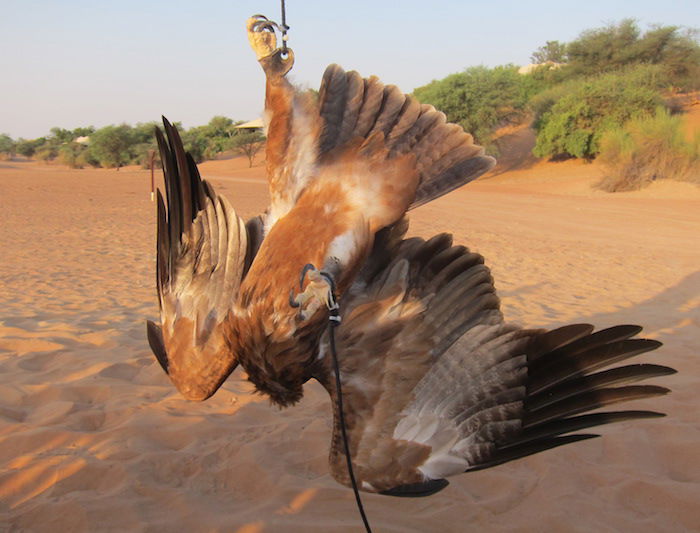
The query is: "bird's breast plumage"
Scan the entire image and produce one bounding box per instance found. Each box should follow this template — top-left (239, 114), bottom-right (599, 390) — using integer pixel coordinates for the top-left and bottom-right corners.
top-left (230, 182), bottom-right (370, 406)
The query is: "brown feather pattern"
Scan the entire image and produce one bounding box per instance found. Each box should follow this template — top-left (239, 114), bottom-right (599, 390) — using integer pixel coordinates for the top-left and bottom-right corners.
top-left (317, 65), bottom-right (496, 209)
top-left (145, 32), bottom-right (675, 499)
top-left (147, 118), bottom-right (256, 401)
top-left (316, 222), bottom-right (674, 494)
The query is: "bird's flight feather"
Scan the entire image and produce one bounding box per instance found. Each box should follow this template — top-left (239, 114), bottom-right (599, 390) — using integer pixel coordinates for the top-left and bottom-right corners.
top-left (145, 16), bottom-right (675, 497)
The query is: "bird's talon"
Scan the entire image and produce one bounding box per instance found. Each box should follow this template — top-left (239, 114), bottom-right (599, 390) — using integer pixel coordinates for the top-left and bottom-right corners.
top-left (289, 288), bottom-right (300, 308)
top-left (300, 263), bottom-right (317, 289)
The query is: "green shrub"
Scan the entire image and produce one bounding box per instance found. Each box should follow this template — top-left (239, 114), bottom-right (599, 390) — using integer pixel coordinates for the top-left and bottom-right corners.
top-left (533, 70), bottom-right (663, 159)
top-left (530, 64), bottom-right (670, 128)
top-left (597, 108), bottom-right (700, 191)
top-left (15, 138), bottom-right (40, 159)
top-left (76, 150), bottom-right (100, 168)
top-left (58, 143), bottom-right (84, 168)
top-left (413, 65), bottom-right (532, 149)
top-left (529, 78), bottom-right (583, 126)
top-left (35, 146), bottom-right (58, 163)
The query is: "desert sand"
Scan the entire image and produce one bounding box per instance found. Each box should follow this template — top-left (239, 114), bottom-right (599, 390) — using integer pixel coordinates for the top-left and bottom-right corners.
top-left (1, 129), bottom-right (699, 532)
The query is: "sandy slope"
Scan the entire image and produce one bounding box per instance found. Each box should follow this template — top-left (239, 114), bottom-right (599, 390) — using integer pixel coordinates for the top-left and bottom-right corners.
top-left (0, 154), bottom-right (699, 532)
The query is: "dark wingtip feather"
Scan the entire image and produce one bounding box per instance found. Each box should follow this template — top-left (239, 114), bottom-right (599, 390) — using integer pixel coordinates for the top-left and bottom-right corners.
top-left (525, 384), bottom-right (671, 427)
top-left (155, 189), bottom-right (169, 296)
top-left (507, 410), bottom-right (666, 448)
top-left (380, 478), bottom-right (450, 498)
top-left (146, 320), bottom-right (169, 373)
top-left (527, 363), bottom-right (677, 412)
top-left (529, 338), bottom-right (664, 395)
top-left (528, 323), bottom-right (595, 361)
top-left (467, 434), bottom-right (601, 472)
top-left (410, 155), bottom-right (496, 209)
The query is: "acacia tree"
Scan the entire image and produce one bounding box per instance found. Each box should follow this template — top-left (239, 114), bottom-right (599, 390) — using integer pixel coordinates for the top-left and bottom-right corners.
top-left (531, 41), bottom-right (567, 64)
top-left (232, 130), bottom-right (265, 167)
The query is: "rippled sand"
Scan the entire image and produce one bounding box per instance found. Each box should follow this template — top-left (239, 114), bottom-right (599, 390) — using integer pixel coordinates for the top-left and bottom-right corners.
top-left (1, 153), bottom-right (698, 532)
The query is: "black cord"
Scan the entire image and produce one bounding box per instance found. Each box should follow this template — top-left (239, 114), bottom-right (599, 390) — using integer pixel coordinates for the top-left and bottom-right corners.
top-left (280, 0), bottom-right (290, 53)
top-left (328, 308), bottom-right (373, 533)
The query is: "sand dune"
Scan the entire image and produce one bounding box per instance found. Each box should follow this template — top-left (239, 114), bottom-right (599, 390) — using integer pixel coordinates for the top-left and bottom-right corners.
top-left (1, 156), bottom-right (699, 532)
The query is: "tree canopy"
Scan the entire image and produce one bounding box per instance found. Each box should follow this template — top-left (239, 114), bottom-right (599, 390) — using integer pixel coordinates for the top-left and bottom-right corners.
top-left (562, 19), bottom-right (700, 87)
top-left (4, 18), bottom-right (697, 178)
top-left (88, 125), bottom-right (134, 169)
top-left (0, 134), bottom-right (15, 157)
top-left (530, 41), bottom-right (567, 64)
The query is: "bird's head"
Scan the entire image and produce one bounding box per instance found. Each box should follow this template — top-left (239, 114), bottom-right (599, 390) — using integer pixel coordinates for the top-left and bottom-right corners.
top-left (236, 264), bottom-right (338, 407)
top-left (246, 362), bottom-right (306, 408)
top-left (246, 14), bottom-right (294, 78)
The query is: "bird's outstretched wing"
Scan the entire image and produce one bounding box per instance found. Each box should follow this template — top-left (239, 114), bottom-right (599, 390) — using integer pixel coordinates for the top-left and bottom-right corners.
top-left (317, 227), bottom-right (674, 495)
top-left (317, 64), bottom-right (496, 209)
top-left (146, 118), bottom-right (264, 401)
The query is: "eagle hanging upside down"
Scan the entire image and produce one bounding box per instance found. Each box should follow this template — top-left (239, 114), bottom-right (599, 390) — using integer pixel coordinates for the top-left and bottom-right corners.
top-left (145, 15), bottom-right (675, 496)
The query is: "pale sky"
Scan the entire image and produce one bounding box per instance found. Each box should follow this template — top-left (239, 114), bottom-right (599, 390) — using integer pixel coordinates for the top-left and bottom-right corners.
top-left (1, 0), bottom-right (698, 139)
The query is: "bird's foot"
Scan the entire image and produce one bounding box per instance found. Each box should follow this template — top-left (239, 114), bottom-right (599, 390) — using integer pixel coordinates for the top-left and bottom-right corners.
top-left (246, 15), bottom-right (279, 60)
top-left (246, 14), bottom-right (294, 77)
top-left (289, 264), bottom-right (338, 322)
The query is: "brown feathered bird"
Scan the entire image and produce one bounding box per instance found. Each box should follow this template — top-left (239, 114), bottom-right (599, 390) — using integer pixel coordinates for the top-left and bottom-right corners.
top-left (146, 16), bottom-right (675, 496)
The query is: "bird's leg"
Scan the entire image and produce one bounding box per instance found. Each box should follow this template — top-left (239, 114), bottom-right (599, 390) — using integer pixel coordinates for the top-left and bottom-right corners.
top-left (290, 264), bottom-right (337, 321)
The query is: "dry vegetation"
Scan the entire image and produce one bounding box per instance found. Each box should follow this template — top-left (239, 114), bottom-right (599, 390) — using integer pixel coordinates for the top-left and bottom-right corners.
top-left (597, 107), bottom-right (700, 191)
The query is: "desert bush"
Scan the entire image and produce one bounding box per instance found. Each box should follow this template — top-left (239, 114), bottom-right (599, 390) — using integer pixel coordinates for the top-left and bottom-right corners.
top-left (15, 138), bottom-right (47, 159)
top-left (413, 65), bottom-right (533, 149)
top-left (58, 143), bottom-right (85, 168)
top-left (565, 19), bottom-right (700, 88)
top-left (530, 64), bottom-right (670, 128)
top-left (35, 146), bottom-right (58, 163)
top-left (76, 149), bottom-right (100, 168)
top-left (533, 69), bottom-right (663, 159)
top-left (529, 78), bottom-right (583, 126)
top-left (597, 108), bottom-right (700, 191)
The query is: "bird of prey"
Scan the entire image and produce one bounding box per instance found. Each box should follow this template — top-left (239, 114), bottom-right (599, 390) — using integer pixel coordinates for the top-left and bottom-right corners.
top-left (146, 15), bottom-right (675, 497)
